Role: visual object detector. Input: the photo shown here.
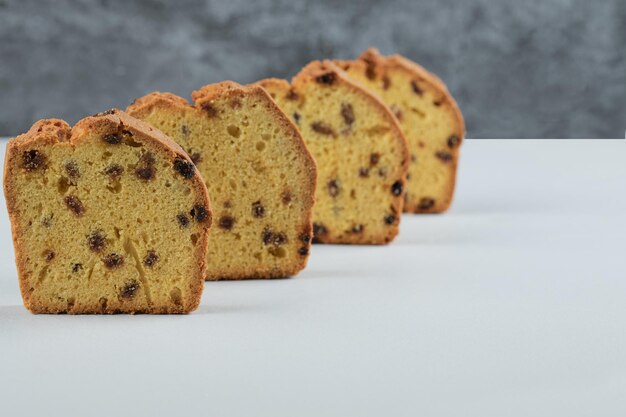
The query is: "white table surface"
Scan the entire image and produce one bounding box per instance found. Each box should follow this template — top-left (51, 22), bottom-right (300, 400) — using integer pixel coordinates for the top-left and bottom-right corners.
top-left (1, 139), bottom-right (625, 417)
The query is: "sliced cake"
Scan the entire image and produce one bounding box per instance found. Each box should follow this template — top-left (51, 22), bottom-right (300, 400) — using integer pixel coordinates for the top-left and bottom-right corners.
top-left (336, 48), bottom-right (465, 213)
top-left (258, 60), bottom-right (409, 244)
top-left (127, 82), bottom-right (316, 280)
top-left (3, 110), bottom-right (211, 313)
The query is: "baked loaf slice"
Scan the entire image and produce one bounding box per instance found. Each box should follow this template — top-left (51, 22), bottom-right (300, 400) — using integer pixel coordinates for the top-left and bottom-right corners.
top-left (336, 48), bottom-right (465, 213)
top-left (127, 82), bottom-right (316, 280)
top-left (3, 110), bottom-right (211, 314)
top-left (258, 61), bottom-right (409, 244)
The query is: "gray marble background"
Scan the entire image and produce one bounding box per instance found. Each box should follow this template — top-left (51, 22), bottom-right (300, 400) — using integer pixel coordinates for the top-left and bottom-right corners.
top-left (1, 0), bottom-right (624, 138)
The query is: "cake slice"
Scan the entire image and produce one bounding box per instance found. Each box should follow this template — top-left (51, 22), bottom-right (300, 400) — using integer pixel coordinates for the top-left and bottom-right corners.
top-left (127, 82), bottom-right (316, 280)
top-left (336, 48), bottom-right (465, 213)
top-left (3, 110), bottom-right (211, 314)
top-left (258, 61), bottom-right (409, 244)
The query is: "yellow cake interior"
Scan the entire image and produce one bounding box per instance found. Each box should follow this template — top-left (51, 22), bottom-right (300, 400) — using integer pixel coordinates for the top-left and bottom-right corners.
top-left (129, 87), bottom-right (315, 279)
top-left (260, 70), bottom-right (407, 244)
top-left (5, 117), bottom-right (208, 313)
top-left (339, 54), bottom-right (463, 213)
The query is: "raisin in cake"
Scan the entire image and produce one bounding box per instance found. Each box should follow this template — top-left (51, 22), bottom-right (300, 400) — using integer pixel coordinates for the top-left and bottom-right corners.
top-left (336, 48), bottom-right (465, 213)
top-left (127, 82), bottom-right (316, 280)
top-left (258, 60), bottom-right (409, 244)
top-left (3, 110), bottom-right (211, 314)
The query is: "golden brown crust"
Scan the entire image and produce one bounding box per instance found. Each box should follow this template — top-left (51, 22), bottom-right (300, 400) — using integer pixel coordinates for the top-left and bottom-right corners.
top-left (128, 82), bottom-right (317, 280)
top-left (258, 61), bottom-right (409, 245)
top-left (257, 78), bottom-right (291, 92)
top-left (4, 110), bottom-right (211, 314)
top-left (125, 93), bottom-right (194, 122)
top-left (336, 49), bottom-right (465, 213)
top-left (191, 80), bottom-right (265, 104)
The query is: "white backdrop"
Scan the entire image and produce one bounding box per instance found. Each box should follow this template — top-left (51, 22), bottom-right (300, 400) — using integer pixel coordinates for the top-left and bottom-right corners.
top-left (1, 139), bottom-right (625, 416)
